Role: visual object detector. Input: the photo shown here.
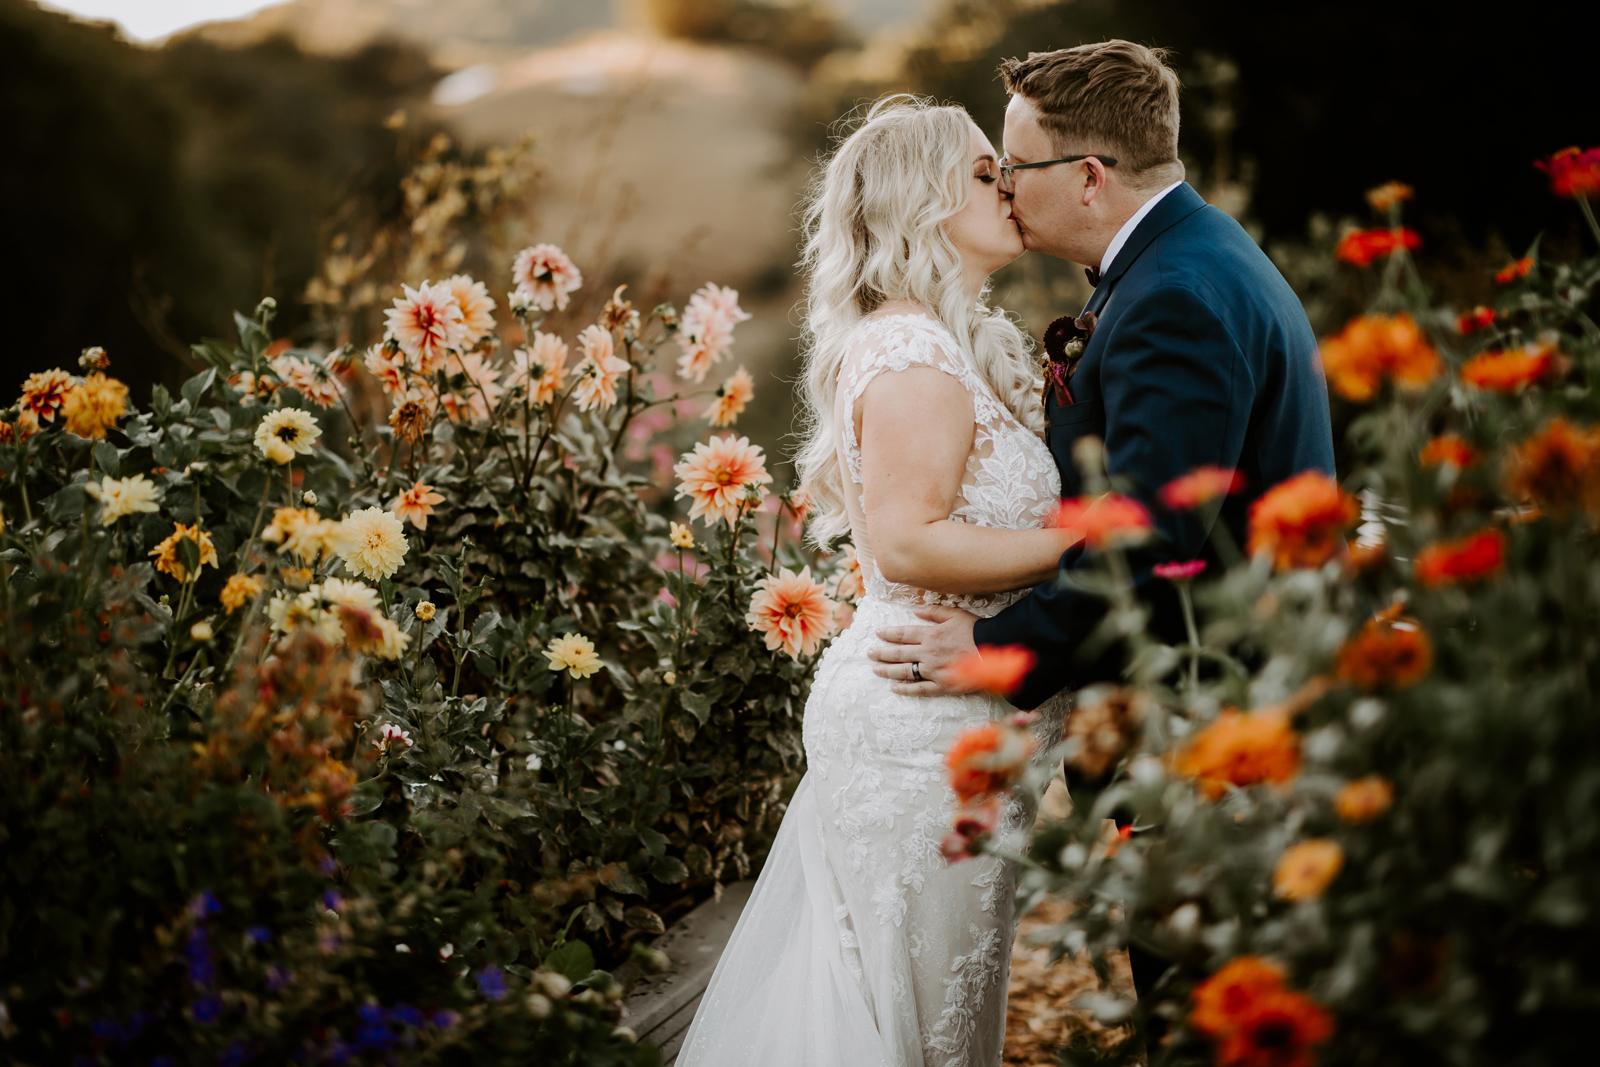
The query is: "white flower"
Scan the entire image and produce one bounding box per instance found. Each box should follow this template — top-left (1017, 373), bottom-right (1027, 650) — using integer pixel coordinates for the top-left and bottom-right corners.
top-left (374, 723), bottom-right (414, 750)
top-left (526, 753), bottom-right (543, 772)
top-left (334, 507), bottom-right (409, 581)
top-left (254, 408), bottom-right (321, 463)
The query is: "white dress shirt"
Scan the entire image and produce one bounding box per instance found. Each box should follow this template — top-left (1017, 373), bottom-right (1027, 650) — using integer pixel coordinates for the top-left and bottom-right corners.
top-left (1098, 180), bottom-right (1185, 277)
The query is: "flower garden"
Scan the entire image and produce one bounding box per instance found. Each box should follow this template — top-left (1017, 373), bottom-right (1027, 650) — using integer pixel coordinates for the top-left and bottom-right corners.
top-left (2, 130), bottom-right (1599, 1066)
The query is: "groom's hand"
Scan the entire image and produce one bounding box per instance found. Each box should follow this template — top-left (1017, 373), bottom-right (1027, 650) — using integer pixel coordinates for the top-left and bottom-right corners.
top-left (869, 605), bottom-right (979, 696)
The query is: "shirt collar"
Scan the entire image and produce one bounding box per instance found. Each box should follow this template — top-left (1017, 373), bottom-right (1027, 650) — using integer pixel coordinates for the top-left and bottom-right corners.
top-left (1098, 180), bottom-right (1185, 277)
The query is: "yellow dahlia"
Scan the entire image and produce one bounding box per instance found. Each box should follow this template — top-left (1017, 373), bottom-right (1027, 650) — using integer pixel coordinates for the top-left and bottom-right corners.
top-left (673, 434), bottom-right (772, 526)
top-left (260, 507), bottom-right (337, 563)
top-left (544, 633), bottom-right (601, 678)
top-left (254, 408), bottom-right (322, 464)
top-left (220, 573), bottom-right (265, 614)
top-left (85, 474), bottom-right (160, 525)
top-left (61, 373), bottom-right (129, 438)
top-left (334, 506), bottom-right (409, 580)
top-left (669, 521), bottom-right (695, 549)
top-left (149, 523), bottom-right (219, 583)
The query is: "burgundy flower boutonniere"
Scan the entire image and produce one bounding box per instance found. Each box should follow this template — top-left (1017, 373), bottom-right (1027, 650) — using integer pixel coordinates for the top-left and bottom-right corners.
top-left (1041, 312), bottom-right (1097, 406)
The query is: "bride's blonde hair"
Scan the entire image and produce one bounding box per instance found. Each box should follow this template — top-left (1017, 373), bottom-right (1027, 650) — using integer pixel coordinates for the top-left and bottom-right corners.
top-left (794, 96), bottom-right (1042, 547)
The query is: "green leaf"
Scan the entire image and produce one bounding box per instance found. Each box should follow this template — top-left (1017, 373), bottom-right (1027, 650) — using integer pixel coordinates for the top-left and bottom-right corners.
top-left (679, 689), bottom-right (715, 725)
top-left (649, 855), bottom-right (689, 885)
top-left (92, 440), bottom-right (121, 477)
top-left (624, 905), bottom-right (666, 934)
top-left (598, 863), bottom-right (646, 896)
top-left (180, 368), bottom-right (217, 408)
top-left (543, 939), bottom-right (595, 983)
top-left (638, 826), bottom-right (668, 860)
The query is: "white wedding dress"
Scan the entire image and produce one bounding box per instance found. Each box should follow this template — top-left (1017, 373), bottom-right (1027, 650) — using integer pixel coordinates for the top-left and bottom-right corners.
top-left (676, 313), bottom-right (1066, 1067)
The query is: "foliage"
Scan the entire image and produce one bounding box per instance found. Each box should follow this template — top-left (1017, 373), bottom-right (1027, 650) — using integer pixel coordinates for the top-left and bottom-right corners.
top-left (989, 176), bottom-right (1600, 1065)
top-left (0, 205), bottom-right (840, 1060)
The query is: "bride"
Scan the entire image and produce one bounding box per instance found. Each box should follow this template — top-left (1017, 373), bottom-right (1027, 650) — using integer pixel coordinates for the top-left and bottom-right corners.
top-left (676, 97), bottom-right (1073, 1067)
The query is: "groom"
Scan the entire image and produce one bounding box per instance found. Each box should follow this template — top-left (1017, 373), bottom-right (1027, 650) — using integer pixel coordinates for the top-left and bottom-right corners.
top-left (869, 37), bottom-right (1336, 986)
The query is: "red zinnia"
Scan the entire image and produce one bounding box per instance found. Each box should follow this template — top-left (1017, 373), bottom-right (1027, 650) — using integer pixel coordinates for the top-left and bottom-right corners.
top-left (1459, 345), bottom-right (1560, 392)
top-left (1535, 146), bottom-right (1600, 200)
top-left (1334, 227), bottom-right (1420, 267)
top-left (947, 645), bottom-right (1036, 697)
top-left (1050, 493), bottom-right (1152, 550)
top-left (944, 722), bottom-right (1033, 803)
top-left (1414, 529), bottom-right (1505, 586)
top-left (1495, 256), bottom-right (1535, 283)
top-left (1247, 472), bottom-right (1359, 571)
top-left (1456, 306), bottom-right (1495, 334)
top-left (1161, 466), bottom-right (1246, 510)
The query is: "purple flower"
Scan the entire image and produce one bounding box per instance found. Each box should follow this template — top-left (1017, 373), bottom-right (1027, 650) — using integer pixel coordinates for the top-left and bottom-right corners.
top-left (431, 1009), bottom-right (460, 1029)
top-left (317, 856), bottom-right (338, 875)
top-left (245, 926), bottom-right (271, 944)
top-left (391, 1003), bottom-right (425, 1028)
top-left (191, 995), bottom-right (224, 1025)
top-left (266, 965), bottom-right (291, 991)
top-left (475, 966), bottom-right (507, 1000)
top-left (188, 891), bottom-right (223, 919)
top-left (188, 958), bottom-right (217, 988)
top-left (321, 889), bottom-right (344, 913)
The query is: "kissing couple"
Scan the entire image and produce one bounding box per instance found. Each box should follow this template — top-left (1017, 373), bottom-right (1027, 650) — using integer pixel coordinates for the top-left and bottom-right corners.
top-left (677, 39), bottom-right (1335, 1067)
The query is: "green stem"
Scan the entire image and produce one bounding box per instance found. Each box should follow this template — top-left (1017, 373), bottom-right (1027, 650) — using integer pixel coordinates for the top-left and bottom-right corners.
top-left (1578, 195), bottom-right (1600, 251)
top-left (1176, 581), bottom-right (1201, 692)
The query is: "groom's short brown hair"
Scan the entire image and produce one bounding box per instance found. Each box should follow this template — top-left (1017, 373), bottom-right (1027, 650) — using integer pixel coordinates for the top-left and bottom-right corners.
top-left (999, 40), bottom-right (1180, 183)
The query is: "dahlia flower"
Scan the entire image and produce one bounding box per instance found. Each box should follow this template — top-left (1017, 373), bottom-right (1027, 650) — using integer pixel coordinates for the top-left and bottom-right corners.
top-left (674, 434), bottom-right (772, 526)
top-left (444, 274), bottom-right (497, 343)
top-left (507, 332), bottom-right (569, 406)
top-left (676, 283), bottom-right (749, 382)
top-left (544, 633), bottom-right (601, 678)
top-left (149, 523), bottom-right (219, 583)
top-left (18, 368), bottom-right (74, 424)
top-left (745, 565), bottom-right (836, 659)
top-left (384, 280), bottom-right (467, 373)
top-left (704, 367), bottom-right (755, 427)
top-left (260, 507), bottom-right (337, 564)
top-left (85, 474), bottom-right (160, 525)
top-left (391, 481), bottom-right (445, 530)
top-left (440, 352), bottom-right (504, 423)
top-left (271, 354), bottom-right (344, 409)
top-left (374, 723), bottom-right (413, 750)
top-left (335, 506), bottom-right (409, 581)
top-left (220, 573), bottom-right (264, 614)
top-left (570, 325), bottom-right (629, 412)
top-left (512, 244), bottom-right (583, 312)
top-left (364, 343), bottom-right (408, 396)
top-left (1159, 466), bottom-right (1246, 510)
top-left (62, 372), bottom-right (129, 438)
top-left (669, 521), bottom-right (695, 549)
top-left (255, 408), bottom-right (322, 464)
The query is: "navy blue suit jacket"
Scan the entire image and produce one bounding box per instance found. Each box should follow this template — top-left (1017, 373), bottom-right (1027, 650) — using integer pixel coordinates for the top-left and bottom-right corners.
top-left (973, 183), bottom-right (1335, 709)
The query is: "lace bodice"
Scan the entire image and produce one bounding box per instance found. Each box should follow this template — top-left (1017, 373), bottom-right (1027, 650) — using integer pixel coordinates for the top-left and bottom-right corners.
top-left (835, 313), bottom-right (1061, 615)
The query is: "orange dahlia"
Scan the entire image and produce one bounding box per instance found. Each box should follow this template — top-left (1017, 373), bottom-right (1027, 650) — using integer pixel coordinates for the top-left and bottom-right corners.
top-left (1050, 492), bottom-right (1151, 550)
top-left (1317, 314), bottom-right (1441, 402)
top-left (1334, 226), bottom-right (1420, 267)
top-left (391, 481), bottom-right (446, 531)
top-left (745, 565), bottom-right (836, 659)
top-left (1460, 344), bottom-right (1561, 392)
top-left (1418, 433), bottom-right (1477, 470)
top-left (674, 434), bottom-right (772, 526)
top-left (1247, 472), bottom-right (1359, 571)
top-left (946, 644), bottom-right (1036, 697)
top-left (1173, 708), bottom-right (1300, 799)
top-left (1503, 416), bottom-right (1600, 518)
top-left (1414, 529), bottom-right (1505, 586)
top-left (1336, 614), bottom-right (1433, 691)
top-left (61, 372), bottom-right (129, 439)
top-left (18, 368), bottom-right (74, 424)
top-left (1191, 956), bottom-right (1288, 1038)
top-left (944, 720), bottom-right (1033, 803)
top-left (1335, 776), bottom-right (1394, 823)
top-left (1273, 839), bottom-right (1344, 902)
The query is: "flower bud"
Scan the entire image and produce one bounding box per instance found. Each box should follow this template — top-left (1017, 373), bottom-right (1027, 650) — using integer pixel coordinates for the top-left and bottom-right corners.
top-left (526, 993), bottom-right (551, 1019)
top-left (612, 1026), bottom-right (638, 1043)
top-left (663, 671), bottom-right (676, 686)
top-left (531, 970), bottom-right (572, 998)
top-left (415, 601), bottom-right (437, 621)
top-left (302, 490), bottom-right (318, 505)
top-left (190, 621), bottom-right (214, 642)
top-left (79, 346), bottom-right (109, 371)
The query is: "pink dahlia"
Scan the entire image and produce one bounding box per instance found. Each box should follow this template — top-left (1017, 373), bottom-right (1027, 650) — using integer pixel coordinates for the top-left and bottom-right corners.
top-left (364, 343), bottom-right (408, 396)
top-left (570, 325), bottom-right (629, 412)
top-left (512, 244), bottom-right (583, 312)
top-left (271, 354), bottom-right (345, 409)
top-left (676, 283), bottom-right (750, 383)
top-left (440, 352), bottom-right (504, 423)
top-left (508, 331), bottom-right (569, 406)
top-left (674, 433), bottom-right (772, 526)
top-left (384, 280), bottom-right (467, 374)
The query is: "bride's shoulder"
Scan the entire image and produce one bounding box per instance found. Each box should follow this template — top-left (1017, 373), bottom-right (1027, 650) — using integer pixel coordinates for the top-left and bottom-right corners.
top-left (849, 308), bottom-right (963, 365)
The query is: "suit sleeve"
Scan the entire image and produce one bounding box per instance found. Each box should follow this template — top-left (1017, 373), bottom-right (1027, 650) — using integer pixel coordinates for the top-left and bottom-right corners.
top-left (973, 285), bottom-right (1252, 709)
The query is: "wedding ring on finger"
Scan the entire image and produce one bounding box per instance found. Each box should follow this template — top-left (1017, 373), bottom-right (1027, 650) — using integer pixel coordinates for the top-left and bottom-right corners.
top-left (911, 662), bottom-right (924, 683)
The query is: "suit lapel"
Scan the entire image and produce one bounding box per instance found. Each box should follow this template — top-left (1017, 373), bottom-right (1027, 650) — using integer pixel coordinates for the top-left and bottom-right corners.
top-left (1079, 182), bottom-right (1208, 317)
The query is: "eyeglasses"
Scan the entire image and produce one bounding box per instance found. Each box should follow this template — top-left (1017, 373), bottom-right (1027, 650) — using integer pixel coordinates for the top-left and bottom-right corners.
top-left (998, 153), bottom-right (1118, 193)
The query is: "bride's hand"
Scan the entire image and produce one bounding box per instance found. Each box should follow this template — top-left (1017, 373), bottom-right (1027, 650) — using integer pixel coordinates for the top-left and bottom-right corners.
top-left (868, 605), bottom-right (979, 696)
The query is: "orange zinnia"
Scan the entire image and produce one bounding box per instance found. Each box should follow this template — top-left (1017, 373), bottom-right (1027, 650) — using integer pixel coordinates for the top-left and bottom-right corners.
top-left (1050, 492), bottom-right (1151, 550)
top-left (1364, 181), bottom-right (1413, 213)
top-left (1247, 472), bottom-right (1359, 571)
top-left (1334, 227), bottom-right (1420, 267)
top-left (744, 565), bottom-right (836, 659)
top-left (391, 481), bottom-right (446, 531)
top-left (1535, 146), bottom-right (1600, 200)
top-left (1503, 416), bottom-right (1600, 519)
top-left (1217, 987), bottom-right (1335, 1067)
top-left (1414, 528), bottom-right (1505, 586)
top-left (1336, 614), bottom-right (1433, 691)
top-left (1335, 776), bottom-right (1394, 823)
top-left (1173, 708), bottom-right (1300, 799)
top-left (1191, 956), bottom-right (1288, 1038)
top-left (1317, 314), bottom-right (1441, 402)
top-left (1273, 839), bottom-right (1344, 902)
top-left (946, 644), bottom-right (1036, 697)
top-left (1495, 256), bottom-right (1535, 283)
top-left (944, 720), bottom-right (1033, 803)
top-left (1160, 465), bottom-right (1246, 510)
top-left (1460, 344), bottom-right (1560, 392)
top-left (1418, 433), bottom-right (1476, 470)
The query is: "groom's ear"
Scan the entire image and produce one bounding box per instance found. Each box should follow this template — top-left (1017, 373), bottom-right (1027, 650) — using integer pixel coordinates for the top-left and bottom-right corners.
top-left (1082, 157), bottom-right (1111, 204)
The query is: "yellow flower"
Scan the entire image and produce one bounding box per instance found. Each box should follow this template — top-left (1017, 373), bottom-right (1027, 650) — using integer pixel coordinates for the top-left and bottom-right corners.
top-left (371, 617), bottom-right (411, 660)
top-left (266, 590), bottom-right (344, 645)
top-left (190, 621), bottom-right (214, 642)
top-left (149, 523), bottom-right (218, 583)
top-left (85, 475), bottom-right (160, 526)
top-left (254, 408), bottom-right (322, 464)
top-left (220, 573), bottom-right (265, 614)
top-left (259, 507), bottom-right (336, 564)
top-left (703, 367), bottom-right (755, 427)
top-left (317, 577), bottom-right (381, 614)
top-left (334, 506), bottom-right (409, 580)
top-left (61, 373), bottom-right (129, 439)
top-left (1273, 839), bottom-right (1344, 901)
top-left (669, 522), bottom-right (695, 549)
top-left (544, 633), bottom-right (601, 679)
top-left (415, 600), bottom-right (437, 621)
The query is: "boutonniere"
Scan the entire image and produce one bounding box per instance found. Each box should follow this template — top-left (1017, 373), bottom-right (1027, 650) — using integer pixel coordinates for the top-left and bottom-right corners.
top-left (1041, 312), bottom-right (1097, 406)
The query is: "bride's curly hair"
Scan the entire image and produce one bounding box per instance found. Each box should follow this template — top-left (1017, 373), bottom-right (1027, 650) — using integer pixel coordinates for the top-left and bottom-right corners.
top-left (794, 95), bottom-right (1042, 548)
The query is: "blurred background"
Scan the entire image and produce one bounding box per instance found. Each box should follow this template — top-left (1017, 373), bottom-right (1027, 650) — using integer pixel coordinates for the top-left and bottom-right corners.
top-left (7, 0), bottom-right (1597, 460)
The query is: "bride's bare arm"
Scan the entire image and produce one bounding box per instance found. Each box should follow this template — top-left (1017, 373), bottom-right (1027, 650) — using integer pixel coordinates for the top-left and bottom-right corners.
top-left (855, 366), bottom-right (1072, 595)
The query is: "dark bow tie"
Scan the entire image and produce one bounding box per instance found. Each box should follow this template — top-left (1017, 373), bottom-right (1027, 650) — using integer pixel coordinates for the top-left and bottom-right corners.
top-left (1085, 266), bottom-right (1102, 288)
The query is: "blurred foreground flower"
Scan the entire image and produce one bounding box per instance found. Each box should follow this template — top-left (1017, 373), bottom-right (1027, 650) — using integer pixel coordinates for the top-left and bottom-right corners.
top-left (939, 797), bottom-right (1001, 863)
top-left (1334, 226), bottom-right (1420, 266)
top-left (946, 644), bottom-right (1035, 696)
top-left (1365, 181), bottom-right (1413, 212)
top-left (261, 507), bottom-right (337, 564)
top-left (1173, 707), bottom-right (1299, 799)
top-left (1247, 471), bottom-right (1358, 571)
top-left (1335, 776), bottom-right (1394, 823)
top-left (1535, 146), bottom-right (1600, 199)
top-left (1274, 839), bottom-right (1344, 901)
top-left (85, 475), bottom-right (159, 526)
top-left (944, 719), bottom-right (1033, 804)
top-left (220, 573), bottom-right (264, 614)
top-left (1460, 343), bottom-right (1562, 392)
top-left (1336, 613), bottom-right (1433, 691)
top-left (674, 434), bottom-right (772, 526)
top-left (1160, 466), bottom-right (1245, 510)
top-left (1418, 433), bottom-right (1476, 469)
top-left (1503, 417), bottom-right (1600, 519)
top-left (1064, 685), bottom-right (1148, 781)
top-left (1191, 956), bottom-right (1334, 1067)
top-left (1317, 313), bottom-right (1441, 402)
top-left (746, 566), bottom-right (836, 659)
top-left (1456, 305), bottom-right (1496, 334)
top-left (62, 372), bottom-right (129, 438)
top-left (1495, 256), bottom-right (1535, 283)
top-left (1049, 492), bottom-right (1151, 550)
top-left (1414, 528), bottom-right (1505, 586)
